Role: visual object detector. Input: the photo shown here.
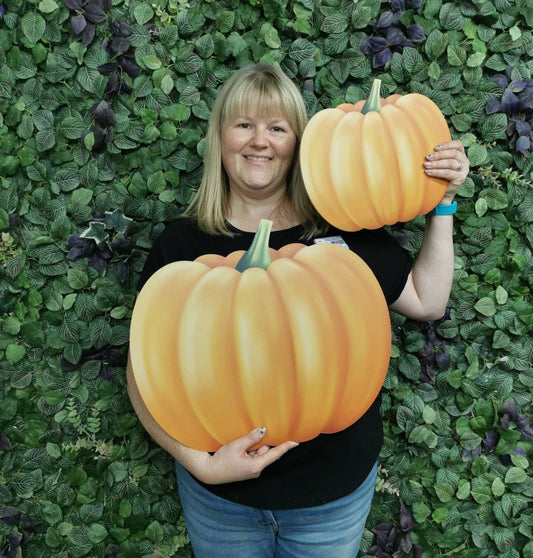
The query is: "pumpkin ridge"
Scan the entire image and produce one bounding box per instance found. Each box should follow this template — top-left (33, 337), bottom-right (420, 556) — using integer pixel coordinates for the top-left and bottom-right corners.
top-left (268, 256), bottom-right (340, 441)
top-left (297, 245), bottom-right (390, 429)
top-left (290, 248), bottom-right (352, 424)
top-left (361, 112), bottom-right (401, 225)
top-left (178, 267), bottom-right (244, 448)
top-left (232, 267), bottom-right (297, 444)
top-left (381, 103), bottom-right (423, 221)
top-left (300, 109), bottom-right (356, 230)
top-left (330, 111), bottom-right (378, 230)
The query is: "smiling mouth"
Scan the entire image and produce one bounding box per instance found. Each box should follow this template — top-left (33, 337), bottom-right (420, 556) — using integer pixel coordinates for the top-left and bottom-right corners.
top-left (245, 156), bottom-right (271, 162)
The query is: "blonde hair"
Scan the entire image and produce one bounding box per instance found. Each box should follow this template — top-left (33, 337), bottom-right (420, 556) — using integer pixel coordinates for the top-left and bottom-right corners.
top-left (183, 63), bottom-right (325, 238)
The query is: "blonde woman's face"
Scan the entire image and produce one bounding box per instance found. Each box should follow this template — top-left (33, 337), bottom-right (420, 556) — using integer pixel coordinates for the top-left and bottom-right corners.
top-left (221, 109), bottom-right (297, 200)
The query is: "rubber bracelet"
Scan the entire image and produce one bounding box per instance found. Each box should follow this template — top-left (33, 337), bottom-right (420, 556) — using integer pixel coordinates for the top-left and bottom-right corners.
top-left (429, 201), bottom-right (457, 216)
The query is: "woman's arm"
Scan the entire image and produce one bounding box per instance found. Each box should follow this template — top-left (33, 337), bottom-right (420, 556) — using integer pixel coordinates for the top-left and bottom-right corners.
top-left (390, 140), bottom-right (469, 321)
top-left (126, 353), bottom-right (298, 484)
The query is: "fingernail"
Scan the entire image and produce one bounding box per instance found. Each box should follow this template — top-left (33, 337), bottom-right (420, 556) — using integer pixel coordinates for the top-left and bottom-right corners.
top-left (258, 427), bottom-right (266, 436)
top-left (426, 153), bottom-right (433, 159)
top-left (424, 162), bottom-right (432, 168)
top-left (290, 442), bottom-right (299, 448)
top-left (435, 144), bottom-right (442, 150)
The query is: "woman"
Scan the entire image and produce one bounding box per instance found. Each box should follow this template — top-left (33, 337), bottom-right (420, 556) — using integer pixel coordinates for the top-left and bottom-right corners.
top-left (127, 63), bottom-right (469, 557)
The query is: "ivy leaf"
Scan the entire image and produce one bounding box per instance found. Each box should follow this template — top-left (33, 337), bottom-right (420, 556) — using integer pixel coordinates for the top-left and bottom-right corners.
top-left (80, 222), bottom-right (109, 243)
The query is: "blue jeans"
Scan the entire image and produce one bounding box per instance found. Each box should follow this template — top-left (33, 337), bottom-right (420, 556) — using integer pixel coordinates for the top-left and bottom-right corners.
top-left (175, 460), bottom-right (378, 558)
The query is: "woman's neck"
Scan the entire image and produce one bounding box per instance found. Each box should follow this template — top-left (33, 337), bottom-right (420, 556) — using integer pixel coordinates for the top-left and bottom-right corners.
top-left (227, 191), bottom-right (300, 232)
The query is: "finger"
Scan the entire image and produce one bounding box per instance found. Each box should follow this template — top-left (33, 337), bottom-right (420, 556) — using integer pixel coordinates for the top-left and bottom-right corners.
top-left (252, 441), bottom-right (299, 470)
top-left (230, 427), bottom-right (267, 453)
top-left (247, 445), bottom-right (271, 457)
top-left (435, 140), bottom-right (465, 153)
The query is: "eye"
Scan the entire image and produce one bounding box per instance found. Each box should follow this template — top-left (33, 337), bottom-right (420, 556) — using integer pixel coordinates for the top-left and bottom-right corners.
top-left (237, 122), bottom-right (251, 129)
top-left (271, 126), bottom-right (285, 132)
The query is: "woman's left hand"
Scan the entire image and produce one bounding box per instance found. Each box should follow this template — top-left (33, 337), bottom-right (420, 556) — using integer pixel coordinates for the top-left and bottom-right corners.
top-left (424, 140), bottom-right (469, 203)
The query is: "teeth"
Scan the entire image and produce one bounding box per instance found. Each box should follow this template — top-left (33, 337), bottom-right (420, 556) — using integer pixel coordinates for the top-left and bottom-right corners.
top-left (246, 156), bottom-right (270, 161)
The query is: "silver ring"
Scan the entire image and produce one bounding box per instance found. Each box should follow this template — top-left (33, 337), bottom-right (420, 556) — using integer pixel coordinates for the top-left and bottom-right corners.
top-left (456, 162), bottom-right (463, 171)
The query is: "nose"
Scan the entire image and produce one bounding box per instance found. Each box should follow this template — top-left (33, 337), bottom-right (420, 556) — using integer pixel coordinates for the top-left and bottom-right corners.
top-left (251, 126), bottom-right (268, 147)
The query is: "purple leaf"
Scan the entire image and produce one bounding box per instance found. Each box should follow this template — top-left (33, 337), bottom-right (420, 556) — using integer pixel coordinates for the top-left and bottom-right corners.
top-left (98, 62), bottom-right (118, 74)
top-left (399, 501), bottom-right (417, 531)
top-left (509, 80), bottom-right (526, 93)
top-left (0, 433), bottom-right (11, 451)
top-left (119, 79), bottom-right (133, 95)
top-left (434, 348), bottom-right (450, 370)
top-left (92, 100), bottom-right (115, 127)
top-left (111, 236), bottom-right (132, 254)
top-left (486, 98), bottom-right (501, 114)
top-left (492, 74), bottom-right (509, 89)
top-left (0, 5), bottom-right (6, 17)
top-left (500, 398), bottom-right (518, 420)
top-left (359, 37), bottom-right (372, 55)
top-left (105, 72), bottom-right (120, 96)
top-left (110, 37), bottom-right (130, 54)
top-left (376, 11), bottom-right (394, 28)
top-left (80, 22), bottom-right (96, 46)
top-left (90, 254), bottom-right (108, 272)
top-left (71, 14), bottom-right (87, 35)
top-left (406, 0), bottom-right (423, 8)
top-left (84, 2), bottom-right (106, 23)
top-left (391, 0), bottom-right (404, 13)
top-left (373, 48), bottom-right (392, 68)
top-left (368, 37), bottom-right (389, 52)
top-left (519, 90), bottom-right (533, 110)
top-left (102, 0), bottom-right (111, 10)
top-left (64, 0), bottom-right (81, 11)
top-left (414, 544), bottom-right (425, 557)
top-left (483, 431), bottom-right (498, 453)
top-left (407, 24), bottom-right (425, 42)
top-left (61, 356), bottom-right (79, 370)
top-left (516, 135), bottom-right (531, 151)
top-left (398, 532), bottom-right (414, 552)
top-left (104, 544), bottom-right (120, 558)
top-left (111, 20), bottom-right (131, 37)
top-left (386, 26), bottom-right (406, 46)
top-left (119, 57), bottom-right (142, 77)
top-left (100, 363), bottom-right (115, 381)
top-left (2, 507), bottom-right (20, 526)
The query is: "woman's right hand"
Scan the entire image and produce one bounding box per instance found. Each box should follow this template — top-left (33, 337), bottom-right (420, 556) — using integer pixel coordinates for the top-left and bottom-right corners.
top-left (181, 428), bottom-right (299, 485)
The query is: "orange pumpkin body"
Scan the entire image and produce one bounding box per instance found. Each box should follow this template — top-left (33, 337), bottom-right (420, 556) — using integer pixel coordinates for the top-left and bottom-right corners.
top-left (130, 241), bottom-right (391, 452)
top-left (300, 84), bottom-right (451, 231)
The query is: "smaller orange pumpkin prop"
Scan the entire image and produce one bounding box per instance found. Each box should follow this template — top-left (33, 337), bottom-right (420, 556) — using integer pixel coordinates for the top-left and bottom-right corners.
top-left (130, 220), bottom-right (391, 451)
top-left (300, 79), bottom-right (451, 231)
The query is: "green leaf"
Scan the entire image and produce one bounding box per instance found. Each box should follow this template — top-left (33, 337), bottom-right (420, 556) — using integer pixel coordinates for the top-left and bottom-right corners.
top-left (39, 0), bottom-right (59, 13)
top-left (504, 467), bottom-right (527, 484)
top-left (134, 3), bottom-right (154, 25)
top-left (474, 296), bottom-right (496, 317)
top-left (6, 344), bottom-right (26, 364)
top-left (143, 55), bottom-right (161, 70)
top-left (260, 23), bottom-right (281, 49)
top-left (21, 12), bottom-right (46, 44)
top-left (89, 317), bottom-right (112, 349)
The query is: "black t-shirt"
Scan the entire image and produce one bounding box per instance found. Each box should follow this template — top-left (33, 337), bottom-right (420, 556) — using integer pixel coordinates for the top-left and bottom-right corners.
top-left (136, 217), bottom-right (412, 510)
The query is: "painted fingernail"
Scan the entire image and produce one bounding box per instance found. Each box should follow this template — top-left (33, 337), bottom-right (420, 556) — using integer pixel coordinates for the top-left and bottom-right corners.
top-left (435, 144), bottom-right (442, 150)
top-left (426, 153), bottom-right (433, 159)
top-left (290, 442), bottom-right (299, 448)
top-left (258, 427), bottom-right (266, 436)
top-left (424, 162), bottom-right (432, 168)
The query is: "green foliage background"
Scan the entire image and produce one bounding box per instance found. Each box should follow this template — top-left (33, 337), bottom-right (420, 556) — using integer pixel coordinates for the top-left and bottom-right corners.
top-left (0, 0), bottom-right (532, 556)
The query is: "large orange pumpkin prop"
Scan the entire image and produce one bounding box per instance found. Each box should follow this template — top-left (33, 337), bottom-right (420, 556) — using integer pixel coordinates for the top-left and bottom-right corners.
top-left (300, 79), bottom-right (451, 231)
top-left (130, 220), bottom-right (391, 451)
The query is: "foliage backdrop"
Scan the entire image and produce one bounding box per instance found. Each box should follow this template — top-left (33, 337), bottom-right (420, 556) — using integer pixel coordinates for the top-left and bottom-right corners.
top-left (0, 0), bottom-right (532, 556)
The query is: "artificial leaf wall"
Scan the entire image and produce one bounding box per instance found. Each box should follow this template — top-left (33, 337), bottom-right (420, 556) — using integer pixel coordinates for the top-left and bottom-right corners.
top-left (0, 0), bottom-right (531, 556)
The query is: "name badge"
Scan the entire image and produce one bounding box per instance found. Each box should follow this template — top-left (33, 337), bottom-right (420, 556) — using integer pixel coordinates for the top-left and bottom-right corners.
top-left (313, 235), bottom-right (349, 249)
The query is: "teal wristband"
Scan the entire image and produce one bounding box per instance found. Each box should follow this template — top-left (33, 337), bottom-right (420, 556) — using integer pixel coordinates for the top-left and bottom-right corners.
top-left (429, 201), bottom-right (457, 216)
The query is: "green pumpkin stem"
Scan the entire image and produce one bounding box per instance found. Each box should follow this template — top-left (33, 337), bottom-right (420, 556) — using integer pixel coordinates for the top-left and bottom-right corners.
top-left (361, 79), bottom-right (382, 114)
top-left (235, 219), bottom-right (273, 272)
